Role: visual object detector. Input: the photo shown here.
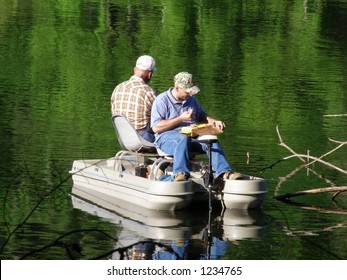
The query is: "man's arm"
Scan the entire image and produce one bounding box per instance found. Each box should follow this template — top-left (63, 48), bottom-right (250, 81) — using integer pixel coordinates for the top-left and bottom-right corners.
top-left (152, 110), bottom-right (194, 133)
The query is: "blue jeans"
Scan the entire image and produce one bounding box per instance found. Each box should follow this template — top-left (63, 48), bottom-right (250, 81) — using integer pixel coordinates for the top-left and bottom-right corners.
top-left (139, 129), bottom-right (155, 142)
top-left (155, 130), bottom-right (232, 177)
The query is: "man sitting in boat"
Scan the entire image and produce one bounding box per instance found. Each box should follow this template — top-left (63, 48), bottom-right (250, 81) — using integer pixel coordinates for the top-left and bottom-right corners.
top-left (150, 71), bottom-right (241, 182)
top-left (111, 55), bottom-right (157, 142)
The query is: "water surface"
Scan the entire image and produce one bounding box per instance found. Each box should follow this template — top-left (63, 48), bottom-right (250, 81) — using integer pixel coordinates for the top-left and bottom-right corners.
top-left (0, 0), bottom-right (346, 260)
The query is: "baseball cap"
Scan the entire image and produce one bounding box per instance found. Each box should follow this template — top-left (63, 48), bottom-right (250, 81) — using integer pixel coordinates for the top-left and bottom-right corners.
top-left (174, 72), bottom-right (200, 95)
top-left (135, 55), bottom-right (157, 72)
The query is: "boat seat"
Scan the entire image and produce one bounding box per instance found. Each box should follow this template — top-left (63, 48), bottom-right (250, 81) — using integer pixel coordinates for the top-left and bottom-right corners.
top-left (111, 115), bottom-right (208, 180)
top-left (112, 115), bottom-right (172, 177)
top-left (112, 114), bottom-right (157, 153)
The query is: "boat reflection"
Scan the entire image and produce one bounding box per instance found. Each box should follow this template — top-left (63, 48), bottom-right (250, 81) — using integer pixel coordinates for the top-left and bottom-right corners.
top-left (71, 186), bottom-right (266, 260)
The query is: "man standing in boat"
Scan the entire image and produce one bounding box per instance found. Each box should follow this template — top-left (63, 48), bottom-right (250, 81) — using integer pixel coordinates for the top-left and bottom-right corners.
top-left (111, 55), bottom-right (157, 142)
top-left (150, 72), bottom-right (241, 182)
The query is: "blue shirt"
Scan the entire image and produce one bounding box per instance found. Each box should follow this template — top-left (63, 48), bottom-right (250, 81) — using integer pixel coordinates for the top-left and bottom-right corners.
top-left (151, 88), bottom-right (207, 138)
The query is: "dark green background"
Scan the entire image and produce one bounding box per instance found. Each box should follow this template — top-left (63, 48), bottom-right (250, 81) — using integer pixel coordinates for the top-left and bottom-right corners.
top-left (0, 0), bottom-right (346, 259)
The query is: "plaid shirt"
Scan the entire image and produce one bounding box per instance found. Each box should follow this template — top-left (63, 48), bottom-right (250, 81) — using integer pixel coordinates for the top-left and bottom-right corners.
top-left (111, 75), bottom-right (156, 130)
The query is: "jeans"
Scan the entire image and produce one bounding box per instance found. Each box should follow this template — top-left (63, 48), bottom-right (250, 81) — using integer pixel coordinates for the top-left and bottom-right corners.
top-left (155, 130), bottom-right (232, 177)
top-left (139, 129), bottom-right (155, 142)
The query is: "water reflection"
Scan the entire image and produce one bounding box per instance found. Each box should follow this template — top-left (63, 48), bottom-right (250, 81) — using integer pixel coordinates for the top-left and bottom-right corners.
top-left (1, 0), bottom-right (346, 260)
top-left (71, 191), bottom-right (265, 260)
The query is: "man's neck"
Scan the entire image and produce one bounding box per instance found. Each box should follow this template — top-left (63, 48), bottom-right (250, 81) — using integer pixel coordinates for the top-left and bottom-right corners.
top-left (171, 88), bottom-right (184, 102)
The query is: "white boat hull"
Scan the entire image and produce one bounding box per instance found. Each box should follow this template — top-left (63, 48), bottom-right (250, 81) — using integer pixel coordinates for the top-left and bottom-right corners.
top-left (70, 159), bottom-right (193, 211)
top-left (70, 158), bottom-right (267, 211)
top-left (222, 176), bottom-right (267, 209)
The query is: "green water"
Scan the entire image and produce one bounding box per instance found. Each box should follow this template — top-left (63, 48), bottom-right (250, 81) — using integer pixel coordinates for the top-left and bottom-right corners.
top-left (0, 0), bottom-right (346, 260)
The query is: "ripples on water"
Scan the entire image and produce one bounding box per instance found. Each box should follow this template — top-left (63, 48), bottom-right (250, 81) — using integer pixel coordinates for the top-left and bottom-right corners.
top-left (0, 0), bottom-right (346, 260)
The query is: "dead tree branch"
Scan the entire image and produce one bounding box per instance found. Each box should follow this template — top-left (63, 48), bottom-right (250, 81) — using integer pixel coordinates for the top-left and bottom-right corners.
top-left (276, 126), bottom-right (306, 163)
top-left (274, 186), bottom-right (347, 200)
top-left (273, 124), bottom-right (347, 203)
top-left (276, 126), bottom-right (347, 175)
top-left (323, 114), bottom-right (347, 117)
top-left (306, 141), bottom-right (347, 168)
top-left (329, 138), bottom-right (346, 144)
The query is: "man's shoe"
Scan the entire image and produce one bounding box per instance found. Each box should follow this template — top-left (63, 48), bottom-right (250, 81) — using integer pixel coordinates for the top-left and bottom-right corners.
top-left (211, 177), bottom-right (225, 192)
top-left (223, 172), bottom-right (243, 180)
top-left (174, 172), bottom-right (189, 182)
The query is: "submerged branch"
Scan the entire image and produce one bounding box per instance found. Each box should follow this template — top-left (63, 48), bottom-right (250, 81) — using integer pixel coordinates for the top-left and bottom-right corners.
top-left (275, 125), bottom-right (347, 174)
top-left (272, 125), bottom-right (347, 202)
top-left (20, 229), bottom-right (117, 259)
top-left (276, 126), bottom-right (306, 163)
top-left (274, 186), bottom-right (347, 200)
top-left (323, 114), bottom-right (347, 117)
top-left (306, 141), bottom-right (347, 167)
top-left (329, 138), bottom-right (346, 144)
top-left (282, 154), bottom-right (347, 174)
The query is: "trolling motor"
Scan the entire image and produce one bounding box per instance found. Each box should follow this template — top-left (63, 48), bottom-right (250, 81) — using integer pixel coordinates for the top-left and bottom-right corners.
top-left (193, 135), bottom-right (219, 210)
top-left (192, 134), bottom-right (219, 259)
top-left (192, 135), bottom-right (218, 211)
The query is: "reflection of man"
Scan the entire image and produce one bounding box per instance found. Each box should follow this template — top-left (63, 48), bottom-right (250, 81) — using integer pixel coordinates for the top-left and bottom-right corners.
top-left (111, 55), bottom-right (157, 142)
top-left (128, 243), bottom-right (155, 260)
top-left (204, 237), bottom-right (229, 260)
top-left (152, 240), bottom-right (188, 260)
top-left (200, 224), bottom-right (230, 260)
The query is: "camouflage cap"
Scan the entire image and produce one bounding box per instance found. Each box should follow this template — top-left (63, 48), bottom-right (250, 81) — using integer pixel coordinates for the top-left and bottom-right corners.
top-left (174, 72), bottom-right (200, 95)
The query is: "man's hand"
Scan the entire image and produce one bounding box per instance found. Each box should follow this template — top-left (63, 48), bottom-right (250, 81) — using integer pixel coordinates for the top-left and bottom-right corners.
top-left (212, 120), bottom-right (226, 131)
top-left (180, 108), bottom-right (194, 121)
